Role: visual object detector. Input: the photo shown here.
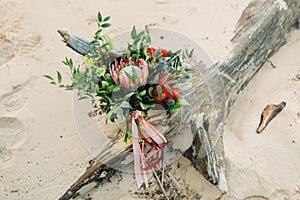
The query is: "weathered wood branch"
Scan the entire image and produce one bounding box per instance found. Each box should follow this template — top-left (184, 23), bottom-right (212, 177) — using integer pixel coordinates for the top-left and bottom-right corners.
top-left (184, 0), bottom-right (300, 191)
top-left (58, 0), bottom-right (300, 199)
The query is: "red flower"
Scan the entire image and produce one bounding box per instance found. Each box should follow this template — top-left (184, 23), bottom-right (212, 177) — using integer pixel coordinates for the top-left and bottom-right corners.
top-left (147, 47), bottom-right (168, 59)
top-left (159, 48), bottom-right (168, 57)
top-left (147, 47), bottom-right (156, 54)
top-left (152, 85), bottom-right (173, 103)
top-left (152, 73), bottom-right (179, 104)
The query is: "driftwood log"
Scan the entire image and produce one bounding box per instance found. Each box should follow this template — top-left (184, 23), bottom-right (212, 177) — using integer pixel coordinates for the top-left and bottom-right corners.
top-left (58, 0), bottom-right (300, 199)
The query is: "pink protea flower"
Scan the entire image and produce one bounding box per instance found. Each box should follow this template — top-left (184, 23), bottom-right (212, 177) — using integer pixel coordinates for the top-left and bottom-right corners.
top-left (110, 57), bottom-right (148, 90)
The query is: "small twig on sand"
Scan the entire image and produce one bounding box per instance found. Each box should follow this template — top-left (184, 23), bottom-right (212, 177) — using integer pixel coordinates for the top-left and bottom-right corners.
top-left (265, 57), bottom-right (276, 68)
top-left (161, 153), bottom-right (165, 185)
top-left (152, 168), bottom-right (169, 200)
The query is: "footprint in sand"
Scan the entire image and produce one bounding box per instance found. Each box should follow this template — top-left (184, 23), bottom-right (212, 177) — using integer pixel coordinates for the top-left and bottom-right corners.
top-left (0, 93), bottom-right (28, 112)
top-left (0, 116), bottom-right (28, 168)
top-left (18, 34), bottom-right (42, 57)
top-left (0, 0), bottom-right (42, 64)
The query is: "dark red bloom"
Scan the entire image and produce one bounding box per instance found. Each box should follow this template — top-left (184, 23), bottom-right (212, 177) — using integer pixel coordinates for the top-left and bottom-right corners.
top-left (152, 85), bottom-right (172, 103)
top-left (152, 73), bottom-right (179, 104)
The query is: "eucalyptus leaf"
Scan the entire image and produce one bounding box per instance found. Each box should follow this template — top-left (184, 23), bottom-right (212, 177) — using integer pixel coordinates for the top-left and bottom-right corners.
top-left (119, 101), bottom-right (133, 109)
top-left (161, 73), bottom-right (170, 84)
top-left (145, 25), bottom-right (150, 34)
top-left (154, 49), bottom-right (162, 57)
top-left (156, 85), bottom-right (162, 98)
top-left (101, 23), bottom-right (111, 28)
top-left (164, 84), bottom-right (173, 95)
top-left (131, 26), bottom-right (137, 39)
top-left (123, 92), bottom-right (135, 100)
top-left (103, 16), bottom-right (111, 22)
top-left (57, 71), bottom-right (62, 83)
top-left (189, 48), bottom-right (194, 57)
top-left (43, 75), bottom-right (54, 80)
top-left (97, 11), bottom-right (102, 22)
top-left (78, 96), bottom-right (89, 100)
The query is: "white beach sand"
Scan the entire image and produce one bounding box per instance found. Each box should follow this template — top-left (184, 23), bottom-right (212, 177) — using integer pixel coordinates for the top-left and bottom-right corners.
top-left (0, 0), bottom-right (299, 199)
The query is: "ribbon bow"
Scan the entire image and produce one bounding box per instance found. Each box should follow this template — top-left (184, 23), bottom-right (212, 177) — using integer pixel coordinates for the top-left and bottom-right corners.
top-left (130, 110), bottom-right (167, 188)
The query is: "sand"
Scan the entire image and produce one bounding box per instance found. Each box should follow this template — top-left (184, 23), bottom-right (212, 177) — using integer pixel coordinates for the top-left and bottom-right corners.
top-left (0, 0), bottom-right (299, 199)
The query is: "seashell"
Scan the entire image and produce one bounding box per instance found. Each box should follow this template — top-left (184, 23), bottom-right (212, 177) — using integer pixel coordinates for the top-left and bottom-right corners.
top-left (257, 101), bottom-right (286, 133)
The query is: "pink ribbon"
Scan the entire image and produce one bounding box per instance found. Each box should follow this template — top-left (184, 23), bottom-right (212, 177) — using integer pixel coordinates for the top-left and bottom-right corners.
top-left (130, 111), bottom-right (167, 189)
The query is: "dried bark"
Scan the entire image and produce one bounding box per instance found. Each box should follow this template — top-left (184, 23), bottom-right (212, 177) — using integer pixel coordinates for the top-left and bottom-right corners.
top-left (58, 0), bottom-right (300, 199)
top-left (184, 0), bottom-right (300, 191)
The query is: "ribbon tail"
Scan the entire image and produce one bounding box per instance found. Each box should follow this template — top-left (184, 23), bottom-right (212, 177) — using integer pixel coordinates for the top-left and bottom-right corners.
top-left (132, 118), bottom-right (144, 189)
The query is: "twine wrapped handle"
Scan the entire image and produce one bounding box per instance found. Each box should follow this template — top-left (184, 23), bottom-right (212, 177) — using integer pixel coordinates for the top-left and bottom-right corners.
top-left (130, 110), bottom-right (167, 188)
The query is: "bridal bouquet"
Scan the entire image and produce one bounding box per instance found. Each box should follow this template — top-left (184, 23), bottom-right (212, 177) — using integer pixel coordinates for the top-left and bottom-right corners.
top-left (45, 11), bottom-right (193, 188)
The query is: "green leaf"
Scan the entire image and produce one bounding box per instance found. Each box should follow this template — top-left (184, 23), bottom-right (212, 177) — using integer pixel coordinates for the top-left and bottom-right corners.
top-left (145, 25), bottom-right (150, 34)
top-left (43, 75), bottom-right (54, 81)
top-left (57, 71), bottom-right (62, 83)
top-left (96, 67), bottom-right (106, 77)
top-left (113, 86), bottom-right (121, 92)
top-left (69, 58), bottom-right (73, 67)
top-left (90, 40), bottom-right (98, 45)
top-left (165, 99), bottom-right (181, 110)
top-left (140, 101), bottom-right (155, 110)
top-left (153, 73), bottom-right (160, 83)
top-left (94, 29), bottom-right (102, 36)
top-left (119, 101), bottom-right (132, 109)
top-left (124, 71), bottom-right (134, 81)
top-left (115, 107), bottom-right (124, 119)
top-left (101, 23), bottom-right (111, 28)
top-left (97, 11), bottom-right (102, 22)
top-left (131, 26), bottom-right (137, 39)
top-left (123, 92), bottom-right (135, 100)
top-left (139, 90), bottom-right (146, 96)
top-left (189, 48), bottom-right (194, 57)
top-left (103, 16), bottom-right (111, 22)
top-left (78, 96), bottom-right (89, 100)
top-left (107, 85), bottom-right (115, 93)
top-left (101, 81), bottom-right (108, 88)
top-left (161, 73), bottom-right (170, 84)
top-left (156, 85), bottom-right (162, 98)
top-left (148, 87), bottom-right (153, 96)
top-left (124, 131), bottom-right (129, 143)
top-left (94, 85), bottom-right (100, 93)
top-left (175, 49), bottom-right (181, 55)
top-left (154, 49), bottom-right (162, 57)
top-left (106, 110), bottom-right (113, 123)
top-left (164, 85), bottom-right (173, 95)
top-left (50, 81), bottom-right (56, 85)
top-left (135, 94), bottom-right (142, 101)
top-left (132, 67), bottom-right (138, 82)
top-left (136, 31), bottom-right (144, 40)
